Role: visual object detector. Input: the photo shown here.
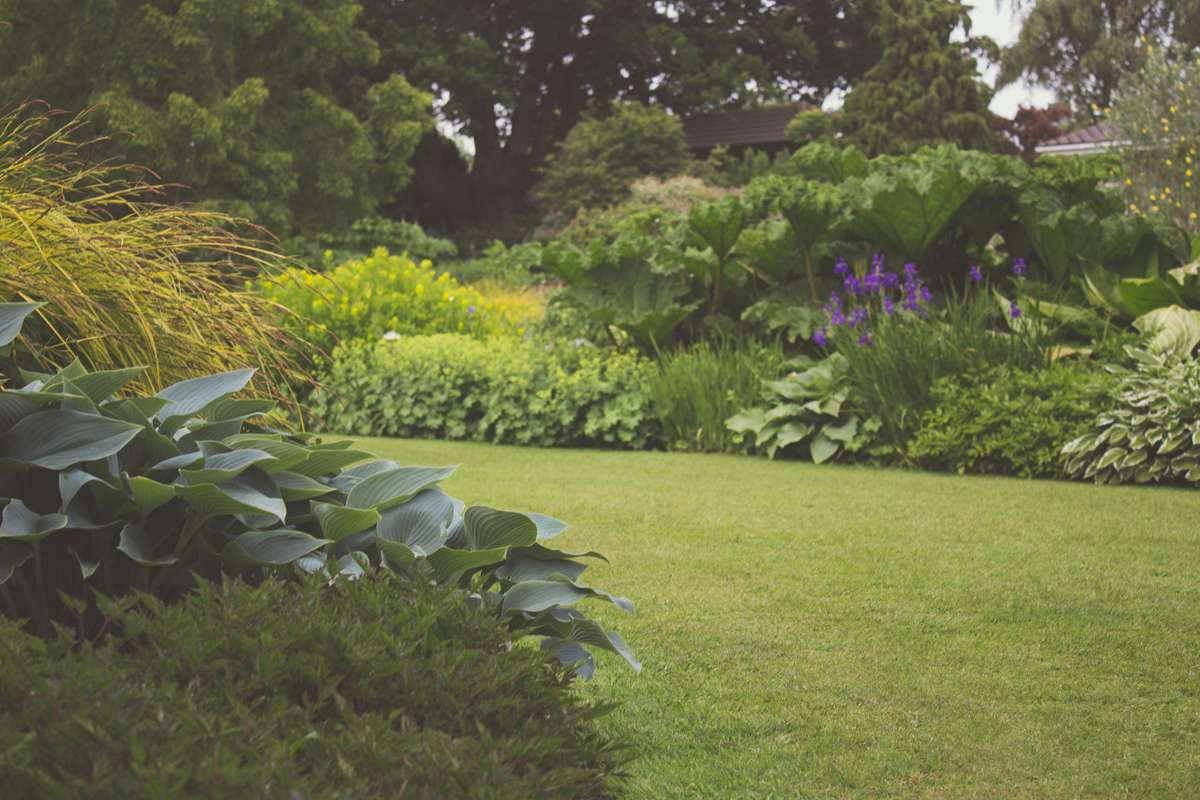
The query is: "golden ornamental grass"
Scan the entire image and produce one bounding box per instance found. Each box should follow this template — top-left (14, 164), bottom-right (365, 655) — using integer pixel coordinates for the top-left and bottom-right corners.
top-left (0, 103), bottom-right (315, 416)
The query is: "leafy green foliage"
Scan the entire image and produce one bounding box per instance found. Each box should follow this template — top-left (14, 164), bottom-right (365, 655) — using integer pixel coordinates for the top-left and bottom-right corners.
top-left (908, 361), bottom-right (1119, 478)
top-left (257, 249), bottom-right (525, 353)
top-left (0, 2), bottom-right (433, 234)
top-left (537, 103), bottom-right (691, 222)
top-left (727, 354), bottom-right (884, 462)
top-left (837, 0), bottom-right (998, 155)
top-left (649, 338), bottom-right (785, 453)
top-left (0, 574), bottom-right (626, 798)
top-left (445, 240), bottom-right (544, 286)
top-left (0, 306), bottom-right (634, 674)
top-left (288, 217), bottom-right (458, 267)
top-left (314, 335), bottom-right (658, 450)
top-left (1063, 350), bottom-right (1200, 485)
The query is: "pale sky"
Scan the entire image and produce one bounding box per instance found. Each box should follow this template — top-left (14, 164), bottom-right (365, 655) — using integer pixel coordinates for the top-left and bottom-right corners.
top-left (967, 0), bottom-right (1057, 116)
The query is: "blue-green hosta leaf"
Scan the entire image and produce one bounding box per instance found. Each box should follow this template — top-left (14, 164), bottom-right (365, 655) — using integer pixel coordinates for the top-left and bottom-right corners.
top-left (155, 368), bottom-right (256, 422)
top-left (174, 469), bottom-right (286, 522)
top-left (501, 577), bottom-right (634, 615)
top-left (117, 522), bottom-right (179, 566)
top-left (127, 476), bottom-right (177, 514)
top-left (464, 506), bottom-right (539, 550)
top-left (222, 529), bottom-right (330, 571)
top-left (822, 417), bottom-right (859, 443)
top-left (273, 470), bottom-right (335, 502)
top-left (375, 488), bottom-right (454, 556)
top-left (426, 545), bottom-right (509, 582)
top-left (495, 550), bottom-right (588, 583)
top-left (290, 448), bottom-right (373, 479)
top-left (224, 436), bottom-right (310, 473)
top-left (56, 367), bottom-right (145, 403)
top-left (346, 465), bottom-right (458, 511)
top-left (773, 421), bottom-right (814, 453)
top-left (59, 467), bottom-right (115, 509)
top-left (336, 551), bottom-right (369, 579)
top-left (541, 638), bottom-right (596, 680)
top-left (527, 512), bottom-right (569, 540)
top-left (726, 408), bottom-right (769, 437)
top-left (0, 410), bottom-right (141, 470)
top-left (0, 393), bottom-right (39, 432)
top-left (178, 449), bottom-right (278, 485)
top-left (328, 458), bottom-right (401, 492)
top-left (70, 547), bottom-right (100, 579)
top-left (544, 614), bottom-right (641, 674)
top-left (0, 541), bottom-right (33, 585)
top-left (151, 451), bottom-right (204, 472)
top-left (203, 397), bottom-right (275, 422)
top-left (809, 431), bottom-right (839, 464)
top-left (312, 502), bottom-right (380, 540)
top-left (0, 499), bottom-right (69, 542)
top-left (0, 302), bottom-right (42, 347)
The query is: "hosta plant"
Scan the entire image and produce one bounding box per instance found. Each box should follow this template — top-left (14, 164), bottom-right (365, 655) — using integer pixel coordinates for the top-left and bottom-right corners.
top-left (1062, 349), bottom-right (1200, 486)
top-left (726, 354), bottom-right (884, 462)
top-left (0, 303), bottom-right (635, 677)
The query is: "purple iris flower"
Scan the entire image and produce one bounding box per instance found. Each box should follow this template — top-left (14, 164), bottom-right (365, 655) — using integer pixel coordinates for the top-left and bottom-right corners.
top-left (834, 257), bottom-right (850, 276)
top-left (968, 265), bottom-right (983, 282)
top-left (903, 262), bottom-right (918, 278)
top-left (830, 307), bottom-right (846, 326)
top-left (844, 274), bottom-right (862, 295)
top-left (813, 328), bottom-right (828, 347)
top-left (857, 332), bottom-right (873, 347)
top-left (882, 296), bottom-right (895, 316)
top-left (1010, 301), bottom-right (1022, 319)
top-left (882, 272), bottom-right (899, 288)
top-left (1012, 258), bottom-right (1027, 278)
top-left (848, 307), bottom-right (868, 328)
top-left (919, 285), bottom-right (932, 304)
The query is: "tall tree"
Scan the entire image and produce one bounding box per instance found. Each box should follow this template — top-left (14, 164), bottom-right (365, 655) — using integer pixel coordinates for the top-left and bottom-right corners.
top-left (837, 0), bottom-right (997, 155)
top-left (1000, 0), bottom-right (1200, 118)
top-left (360, 0), bottom-right (886, 227)
top-left (0, 0), bottom-right (433, 235)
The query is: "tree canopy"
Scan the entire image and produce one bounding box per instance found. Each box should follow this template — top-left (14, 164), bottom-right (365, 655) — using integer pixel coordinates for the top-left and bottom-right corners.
top-left (0, 0), bottom-right (432, 234)
top-left (837, 0), bottom-right (996, 156)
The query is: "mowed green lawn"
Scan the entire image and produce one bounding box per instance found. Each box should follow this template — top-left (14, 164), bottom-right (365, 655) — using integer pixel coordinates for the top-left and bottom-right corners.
top-left (354, 437), bottom-right (1200, 799)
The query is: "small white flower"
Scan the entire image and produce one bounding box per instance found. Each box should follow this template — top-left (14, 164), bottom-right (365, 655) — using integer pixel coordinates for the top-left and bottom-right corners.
top-left (382, 331), bottom-right (402, 341)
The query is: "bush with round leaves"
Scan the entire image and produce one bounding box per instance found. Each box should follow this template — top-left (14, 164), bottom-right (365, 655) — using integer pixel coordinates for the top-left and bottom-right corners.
top-left (0, 303), bottom-right (635, 677)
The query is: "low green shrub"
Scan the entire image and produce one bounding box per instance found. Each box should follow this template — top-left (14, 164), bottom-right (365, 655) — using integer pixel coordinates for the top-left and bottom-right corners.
top-left (0, 574), bottom-right (627, 799)
top-left (909, 360), bottom-right (1119, 478)
top-left (314, 334), bottom-right (659, 449)
top-left (286, 216), bottom-right (459, 266)
top-left (651, 338), bottom-right (785, 452)
top-left (1063, 350), bottom-right (1200, 485)
top-left (444, 240), bottom-right (543, 285)
top-left (727, 354), bottom-right (886, 462)
top-left (0, 303), bottom-right (635, 676)
top-left (256, 248), bottom-right (524, 351)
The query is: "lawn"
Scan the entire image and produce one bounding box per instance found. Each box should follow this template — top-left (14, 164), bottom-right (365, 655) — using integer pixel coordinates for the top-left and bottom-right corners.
top-left (355, 436), bottom-right (1200, 799)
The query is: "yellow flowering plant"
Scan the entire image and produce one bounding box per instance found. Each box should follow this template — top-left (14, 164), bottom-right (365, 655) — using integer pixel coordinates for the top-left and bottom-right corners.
top-left (257, 248), bottom-right (532, 350)
top-left (1109, 43), bottom-right (1200, 231)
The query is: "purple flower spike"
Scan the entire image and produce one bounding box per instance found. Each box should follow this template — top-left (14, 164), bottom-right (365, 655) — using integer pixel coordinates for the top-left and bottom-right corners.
top-left (968, 265), bottom-right (983, 282)
top-left (857, 332), bottom-right (874, 347)
top-left (919, 285), bottom-right (932, 304)
top-left (834, 257), bottom-right (850, 276)
top-left (813, 328), bottom-right (828, 347)
top-left (1010, 301), bottom-right (1022, 319)
top-left (1012, 258), bottom-right (1027, 278)
top-left (903, 262), bottom-right (917, 278)
top-left (844, 275), bottom-right (862, 295)
top-left (848, 307), bottom-right (868, 328)
top-left (883, 296), bottom-right (895, 316)
top-left (882, 272), bottom-right (899, 288)
top-left (830, 307), bottom-right (846, 326)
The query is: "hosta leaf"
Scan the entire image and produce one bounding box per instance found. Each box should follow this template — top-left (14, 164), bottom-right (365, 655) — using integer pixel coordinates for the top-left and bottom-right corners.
top-left (823, 416), bottom-right (859, 443)
top-left (273, 471), bottom-right (335, 501)
top-left (0, 541), bottom-right (32, 585)
top-left (222, 529), bottom-right (330, 571)
top-left (0, 410), bottom-right (141, 470)
top-left (809, 431), bottom-right (840, 464)
top-left (464, 506), bottom-right (538, 550)
top-left (151, 451), bottom-right (204, 472)
top-left (0, 302), bottom-right (42, 347)
top-left (541, 638), bottom-right (596, 680)
top-left (312, 502), bottom-right (380, 540)
top-left (346, 465), bottom-right (457, 511)
top-left (1096, 447), bottom-right (1127, 470)
top-left (528, 512), bottom-right (569, 540)
top-left (62, 367), bottom-right (145, 403)
top-left (117, 522), bottom-right (179, 566)
top-left (203, 397), bottom-right (275, 422)
top-left (426, 545), bottom-right (509, 581)
top-left (290, 448), bottom-right (373, 478)
top-left (375, 488), bottom-right (454, 556)
top-left (502, 577), bottom-right (633, 615)
top-left (546, 615), bottom-right (641, 674)
top-left (773, 421), bottom-right (814, 452)
top-left (178, 449), bottom-right (278, 485)
top-left (225, 437), bottom-right (309, 473)
top-left (495, 550), bottom-right (588, 583)
top-left (0, 499), bottom-right (68, 542)
top-left (70, 547), bottom-right (100, 579)
top-left (155, 368), bottom-right (255, 421)
top-left (726, 408), bottom-right (769, 436)
top-left (0, 393), bottom-right (39, 432)
top-left (175, 469), bottom-right (286, 522)
top-left (127, 476), bottom-right (177, 514)
top-left (59, 467), bottom-right (113, 509)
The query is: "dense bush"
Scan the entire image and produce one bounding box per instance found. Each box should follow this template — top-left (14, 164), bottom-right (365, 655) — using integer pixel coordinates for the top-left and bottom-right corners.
top-left (909, 360), bottom-right (1119, 478)
top-left (314, 335), bottom-right (659, 449)
top-left (289, 217), bottom-right (458, 266)
top-left (0, 574), bottom-right (626, 799)
top-left (537, 102), bottom-right (691, 222)
top-left (444, 240), bottom-right (544, 285)
top-left (0, 303), bottom-right (635, 675)
top-left (258, 249), bottom-right (528, 351)
top-left (650, 338), bottom-right (784, 452)
top-left (1063, 350), bottom-right (1200, 485)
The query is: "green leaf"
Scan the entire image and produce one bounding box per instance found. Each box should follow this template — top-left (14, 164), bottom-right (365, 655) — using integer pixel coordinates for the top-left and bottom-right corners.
top-left (726, 408), bottom-right (769, 437)
top-left (0, 393), bottom-right (39, 432)
top-left (70, 547), bottom-right (100, 579)
top-left (375, 488), bottom-right (453, 557)
top-left (345, 465), bottom-right (458, 511)
top-left (528, 512), bottom-right (568, 540)
top-left (495, 550), bottom-right (588, 583)
top-left (464, 506), bottom-right (538, 550)
top-left (541, 637), bottom-right (595, 679)
top-left (312, 502), bottom-right (380, 540)
top-left (0, 541), bottom-right (32, 585)
top-left (272, 470), bottom-right (335, 502)
top-left (222, 529), bottom-right (330, 571)
top-left (0, 409), bottom-right (141, 470)
top-left (0, 499), bottom-right (68, 542)
top-left (0, 302), bottom-right (42, 347)
top-left (60, 367), bottom-right (145, 403)
top-left (225, 436), bottom-right (310, 473)
top-left (1133, 306), bottom-right (1200, 359)
top-left (127, 476), bottom-right (177, 514)
top-left (117, 522), bottom-right (179, 566)
top-left (823, 417), bottom-right (859, 443)
top-left (502, 577), bottom-right (633, 614)
top-left (175, 469), bottom-right (286, 522)
top-left (426, 545), bottom-right (509, 581)
top-left (155, 368), bottom-right (255, 422)
top-left (290, 447), bottom-right (372, 478)
top-left (178, 449), bottom-right (278, 485)
top-left (809, 432), bottom-right (840, 464)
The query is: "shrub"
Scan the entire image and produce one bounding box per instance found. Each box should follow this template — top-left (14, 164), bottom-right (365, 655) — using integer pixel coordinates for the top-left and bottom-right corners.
top-left (444, 240), bottom-right (543, 285)
top-left (257, 248), bottom-right (525, 351)
top-left (0, 105), bottom-right (309, 410)
top-left (650, 338), bottom-right (785, 452)
top-left (551, 200), bottom-right (675, 247)
top-left (727, 353), bottom-right (886, 462)
top-left (0, 574), bottom-right (627, 798)
top-left (1063, 350), bottom-right (1200, 485)
top-left (908, 361), bottom-right (1119, 478)
top-left (313, 335), bottom-right (659, 449)
top-left (537, 102), bottom-right (691, 221)
top-left (288, 216), bottom-right (459, 266)
top-left (0, 303), bottom-right (635, 675)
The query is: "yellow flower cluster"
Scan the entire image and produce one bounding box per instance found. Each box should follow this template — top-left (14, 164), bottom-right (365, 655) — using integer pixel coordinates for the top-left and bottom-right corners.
top-left (257, 248), bottom-right (527, 346)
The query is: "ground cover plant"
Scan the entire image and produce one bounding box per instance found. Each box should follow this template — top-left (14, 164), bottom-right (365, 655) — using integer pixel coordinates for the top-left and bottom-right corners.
top-left (0, 303), bottom-right (636, 678)
top-left (371, 436), bottom-right (1200, 799)
top-left (0, 574), bottom-right (626, 799)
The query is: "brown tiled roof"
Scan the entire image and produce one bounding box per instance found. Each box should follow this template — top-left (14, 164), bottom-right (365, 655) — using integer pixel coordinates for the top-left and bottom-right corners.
top-left (1039, 123), bottom-right (1117, 147)
top-left (682, 102), bottom-right (813, 150)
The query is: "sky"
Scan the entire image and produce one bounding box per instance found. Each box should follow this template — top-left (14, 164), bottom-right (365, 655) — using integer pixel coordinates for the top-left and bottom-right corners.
top-left (967, 0), bottom-right (1057, 116)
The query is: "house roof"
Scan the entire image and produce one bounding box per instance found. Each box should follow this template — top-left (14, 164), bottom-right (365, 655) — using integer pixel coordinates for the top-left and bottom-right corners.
top-left (682, 103), bottom-right (813, 150)
top-left (1035, 122), bottom-right (1120, 155)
